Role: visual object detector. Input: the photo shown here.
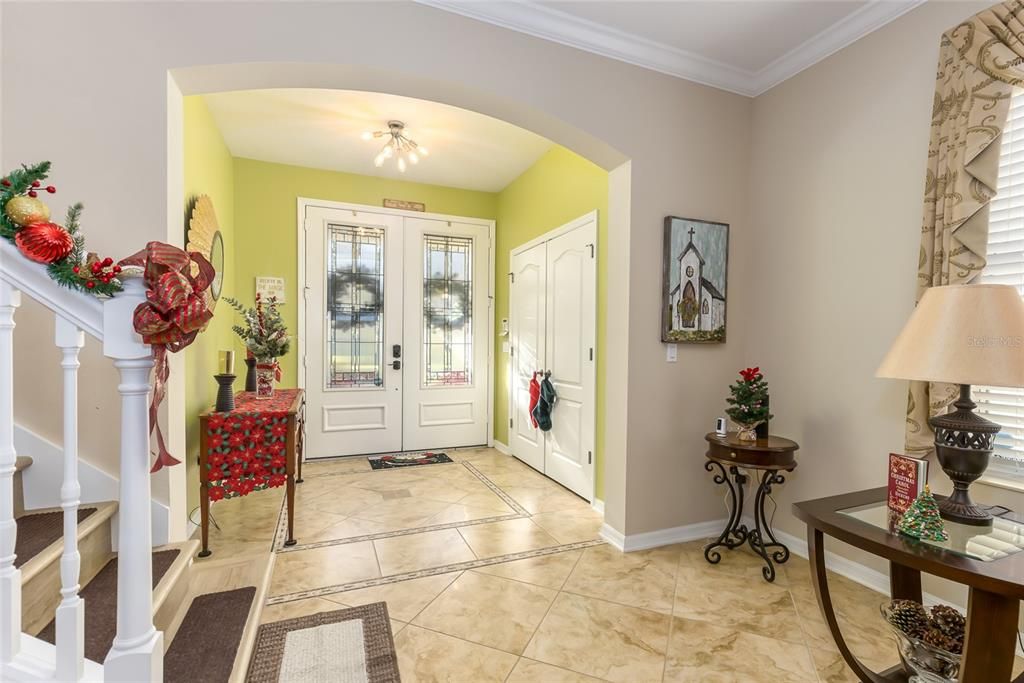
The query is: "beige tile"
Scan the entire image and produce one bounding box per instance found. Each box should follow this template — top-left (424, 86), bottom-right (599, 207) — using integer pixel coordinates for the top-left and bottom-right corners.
top-left (563, 544), bottom-right (680, 615)
top-left (457, 518), bottom-right (562, 558)
top-left (394, 625), bottom-right (518, 683)
top-left (351, 496), bottom-right (454, 528)
top-left (268, 541), bottom-right (380, 596)
top-left (808, 647), bottom-right (895, 683)
top-left (523, 592), bottom-right (671, 683)
top-left (374, 528), bottom-right (476, 575)
top-left (792, 594), bottom-right (899, 667)
top-left (529, 508), bottom-right (604, 543)
top-left (677, 539), bottom-right (791, 585)
top-left (455, 490), bottom-right (515, 512)
top-left (325, 571), bottom-right (461, 622)
top-left (259, 596), bottom-right (342, 624)
top-left (300, 456), bottom-right (372, 475)
top-left (421, 502), bottom-right (511, 525)
top-left (672, 566), bottom-right (804, 642)
top-left (506, 658), bottom-right (604, 682)
top-left (413, 571), bottom-right (556, 654)
top-left (502, 483), bottom-right (592, 514)
top-left (474, 549), bottom-right (582, 590)
top-left (663, 616), bottom-right (817, 682)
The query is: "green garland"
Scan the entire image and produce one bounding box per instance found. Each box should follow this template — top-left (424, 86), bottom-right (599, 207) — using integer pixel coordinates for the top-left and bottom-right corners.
top-left (1, 162), bottom-right (122, 297)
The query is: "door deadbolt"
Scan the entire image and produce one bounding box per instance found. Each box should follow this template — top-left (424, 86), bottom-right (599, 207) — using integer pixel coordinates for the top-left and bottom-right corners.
top-left (392, 344), bottom-right (402, 359)
top-left (392, 360), bottom-right (402, 370)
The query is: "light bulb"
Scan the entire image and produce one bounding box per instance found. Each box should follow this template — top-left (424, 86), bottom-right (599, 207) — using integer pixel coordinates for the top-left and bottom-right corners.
top-left (409, 152), bottom-right (419, 164)
top-left (398, 157), bottom-right (407, 173)
top-left (361, 131), bottom-right (372, 141)
top-left (383, 146), bottom-right (393, 158)
top-left (418, 146), bottom-right (429, 156)
top-left (374, 154), bottom-right (385, 167)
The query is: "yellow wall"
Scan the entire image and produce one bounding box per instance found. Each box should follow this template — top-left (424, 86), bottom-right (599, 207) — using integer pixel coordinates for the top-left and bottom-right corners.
top-left (183, 97), bottom-right (237, 518)
top-left (232, 157), bottom-right (499, 387)
top-left (494, 147), bottom-right (609, 498)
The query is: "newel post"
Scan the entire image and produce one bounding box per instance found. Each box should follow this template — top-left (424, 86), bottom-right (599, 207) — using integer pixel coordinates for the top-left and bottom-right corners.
top-left (101, 276), bottom-right (163, 682)
top-left (0, 281), bottom-right (22, 666)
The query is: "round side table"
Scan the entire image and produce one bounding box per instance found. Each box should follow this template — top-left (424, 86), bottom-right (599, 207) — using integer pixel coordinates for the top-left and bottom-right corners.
top-left (703, 431), bottom-right (799, 582)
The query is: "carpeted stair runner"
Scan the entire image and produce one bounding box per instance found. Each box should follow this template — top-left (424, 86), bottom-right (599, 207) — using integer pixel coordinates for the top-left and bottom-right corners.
top-left (14, 508), bottom-right (96, 569)
top-left (37, 548), bottom-right (180, 661)
top-left (164, 586), bottom-right (256, 683)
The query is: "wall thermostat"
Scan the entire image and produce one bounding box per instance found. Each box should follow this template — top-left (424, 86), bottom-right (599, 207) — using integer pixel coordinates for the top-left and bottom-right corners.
top-left (715, 417), bottom-right (728, 436)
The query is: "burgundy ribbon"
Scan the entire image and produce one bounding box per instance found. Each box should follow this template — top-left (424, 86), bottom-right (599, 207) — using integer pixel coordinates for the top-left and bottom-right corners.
top-left (120, 242), bottom-right (215, 472)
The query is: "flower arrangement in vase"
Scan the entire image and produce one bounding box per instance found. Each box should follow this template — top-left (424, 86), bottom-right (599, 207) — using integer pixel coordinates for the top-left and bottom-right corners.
top-left (225, 294), bottom-right (290, 398)
top-left (725, 366), bottom-right (773, 441)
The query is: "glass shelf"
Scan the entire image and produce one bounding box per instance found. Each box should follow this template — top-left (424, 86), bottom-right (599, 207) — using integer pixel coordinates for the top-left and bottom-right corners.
top-left (838, 501), bottom-right (1024, 562)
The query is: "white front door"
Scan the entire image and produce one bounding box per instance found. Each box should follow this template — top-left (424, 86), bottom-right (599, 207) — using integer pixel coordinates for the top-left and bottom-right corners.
top-left (510, 242), bottom-right (547, 472)
top-left (305, 206), bottom-right (404, 457)
top-left (508, 212), bottom-right (597, 500)
top-left (303, 203), bottom-right (492, 459)
top-left (402, 217), bottom-right (490, 451)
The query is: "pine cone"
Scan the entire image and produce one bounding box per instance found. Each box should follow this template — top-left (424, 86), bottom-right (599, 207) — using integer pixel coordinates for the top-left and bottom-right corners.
top-left (930, 604), bottom-right (966, 640)
top-left (887, 600), bottom-right (929, 638)
top-left (922, 626), bottom-right (961, 654)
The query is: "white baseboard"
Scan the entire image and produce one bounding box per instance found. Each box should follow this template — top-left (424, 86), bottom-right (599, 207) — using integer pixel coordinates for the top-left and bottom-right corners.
top-left (492, 439), bottom-right (510, 455)
top-left (15, 423), bottom-right (170, 546)
top-left (591, 498), bottom-right (605, 515)
top-left (601, 518), bottom-right (726, 552)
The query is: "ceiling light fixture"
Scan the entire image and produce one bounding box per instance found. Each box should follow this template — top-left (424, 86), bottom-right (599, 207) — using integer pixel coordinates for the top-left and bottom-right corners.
top-left (362, 120), bottom-right (429, 173)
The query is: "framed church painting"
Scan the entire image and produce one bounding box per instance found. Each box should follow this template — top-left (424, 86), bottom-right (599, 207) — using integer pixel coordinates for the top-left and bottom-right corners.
top-left (661, 216), bottom-right (729, 343)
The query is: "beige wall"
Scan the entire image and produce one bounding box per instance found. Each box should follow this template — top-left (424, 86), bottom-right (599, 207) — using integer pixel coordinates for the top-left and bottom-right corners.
top-left (748, 0), bottom-right (1009, 603)
top-left (1, 1), bottom-right (753, 537)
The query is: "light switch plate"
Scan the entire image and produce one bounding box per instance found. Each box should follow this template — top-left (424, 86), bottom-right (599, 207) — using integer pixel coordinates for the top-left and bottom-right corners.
top-left (502, 341), bottom-right (510, 354)
top-left (666, 343), bottom-right (677, 362)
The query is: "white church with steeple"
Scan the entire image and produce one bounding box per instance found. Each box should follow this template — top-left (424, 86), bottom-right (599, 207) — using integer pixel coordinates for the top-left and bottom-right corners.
top-left (668, 227), bottom-right (725, 334)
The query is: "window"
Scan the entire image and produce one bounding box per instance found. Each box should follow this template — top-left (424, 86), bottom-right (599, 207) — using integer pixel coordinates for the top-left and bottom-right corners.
top-left (422, 234), bottom-right (473, 387)
top-left (975, 90), bottom-right (1024, 475)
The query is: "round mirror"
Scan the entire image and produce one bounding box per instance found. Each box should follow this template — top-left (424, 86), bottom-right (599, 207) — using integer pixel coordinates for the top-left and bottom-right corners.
top-left (210, 230), bottom-right (224, 300)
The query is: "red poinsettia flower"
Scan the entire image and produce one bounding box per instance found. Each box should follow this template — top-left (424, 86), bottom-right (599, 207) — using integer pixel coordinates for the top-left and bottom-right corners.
top-left (208, 453), bottom-right (225, 468)
top-left (208, 466), bottom-right (226, 481)
top-left (739, 367), bottom-right (762, 382)
top-left (268, 441), bottom-right (285, 456)
top-left (208, 433), bottom-right (224, 450)
top-left (250, 430), bottom-right (266, 445)
top-left (240, 479), bottom-right (256, 495)
top-left (269, 455), bottom-right (286, 469)
top-left (269, 473), bottom-right (287, 488)
top-left (238, 416), bottom-right (255, 432)
top-left (208, 485), bottom-right (225, 501)
top-left (228, 432), bottom-right (247, 449)
top-left (229, 464), bottom-right (244, 479)
top-left (207, 415), bottom-right (225, 432)
top-left (237, 448), bottom-right (254, 463)
top-left (271, 423), bottom-right (288, 438)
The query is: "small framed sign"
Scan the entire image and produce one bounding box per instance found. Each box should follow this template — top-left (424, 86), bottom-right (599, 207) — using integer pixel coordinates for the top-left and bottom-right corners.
top-left (255, 276), bottom-right (286, 303)
top-left (383, 198), bottom-right (425, 212)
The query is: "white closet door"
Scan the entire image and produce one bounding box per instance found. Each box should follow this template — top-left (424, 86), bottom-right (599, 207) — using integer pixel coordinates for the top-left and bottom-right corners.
top-left (402, 217), bottom-right (491, 451)
top-left (543, 218), bottom-right (596, 500)
top-left (304, 206), bottom-right (404, 457)
top-left (509, 242), bottom-right (547, 472)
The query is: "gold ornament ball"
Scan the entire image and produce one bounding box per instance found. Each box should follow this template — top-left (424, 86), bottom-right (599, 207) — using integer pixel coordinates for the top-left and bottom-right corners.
top-left (5, 196), bottom-right (50, 227)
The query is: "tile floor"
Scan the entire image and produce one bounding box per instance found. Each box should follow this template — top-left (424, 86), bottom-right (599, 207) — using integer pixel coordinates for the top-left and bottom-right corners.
top-left (199, 447), bottom-right (1011, 682)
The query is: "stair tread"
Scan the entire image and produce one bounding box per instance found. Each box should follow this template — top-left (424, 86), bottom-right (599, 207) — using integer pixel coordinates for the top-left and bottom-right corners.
top-left (14, 455), bottom-right (31, 472)
top-left (165, 587), bottom-right (256, 683)
top-left (37, 548), bottom-right (181, 662)
top-left (14, 507), bottom-right (96, 569)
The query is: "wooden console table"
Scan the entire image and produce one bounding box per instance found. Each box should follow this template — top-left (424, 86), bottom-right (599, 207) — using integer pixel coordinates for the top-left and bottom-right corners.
top-left (703, 432), bottom-right (799, 582)
top-left (198, 389), bottom-right (305, 557)
top-left (794, 487), bottom-right (1024, 682)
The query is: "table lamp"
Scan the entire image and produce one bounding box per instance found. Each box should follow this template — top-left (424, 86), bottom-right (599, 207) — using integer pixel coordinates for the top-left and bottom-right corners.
top-left (877, 284), bottom-right (1024, 526)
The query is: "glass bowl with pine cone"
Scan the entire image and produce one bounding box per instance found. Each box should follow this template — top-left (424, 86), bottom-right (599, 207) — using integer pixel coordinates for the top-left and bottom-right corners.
top-left (881, 601), bottom-right (962, 683)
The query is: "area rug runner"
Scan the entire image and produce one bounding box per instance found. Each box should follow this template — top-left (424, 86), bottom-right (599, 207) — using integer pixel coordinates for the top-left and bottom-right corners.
top-left (165, 586), bottom-right (256, 683)
top-left (247, 602), bottom-right (400, 683)
top-left (37, 548), bottom-right (179, 661)
top-left (368, 451), bottom-right (452, 469)
top-left (15, 507), bottom-right (96, 568)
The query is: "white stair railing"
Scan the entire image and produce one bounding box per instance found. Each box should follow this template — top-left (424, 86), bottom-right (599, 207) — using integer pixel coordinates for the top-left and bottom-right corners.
top-left (0, 239), bottom-right (162, 682)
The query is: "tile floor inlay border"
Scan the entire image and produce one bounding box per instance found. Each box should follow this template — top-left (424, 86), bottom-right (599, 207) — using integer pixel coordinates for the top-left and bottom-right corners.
top-left (266, 539), bottom-right (606, 605)
top-left (272, 460), bottom-right (533, 553)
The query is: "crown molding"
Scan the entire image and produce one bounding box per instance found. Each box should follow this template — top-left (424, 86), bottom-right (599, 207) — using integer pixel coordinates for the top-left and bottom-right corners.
top-left (415, 0), bottom-right (927, 98)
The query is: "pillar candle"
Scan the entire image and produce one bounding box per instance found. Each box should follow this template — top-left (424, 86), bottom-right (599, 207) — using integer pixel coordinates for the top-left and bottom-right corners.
top-left (225, 350), bottom-right (235, 375)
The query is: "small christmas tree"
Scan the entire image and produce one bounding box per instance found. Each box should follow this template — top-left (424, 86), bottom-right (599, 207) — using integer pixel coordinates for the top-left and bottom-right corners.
top-left (897, 486), bottom-right (948, 542)
top-left (725, 367), bottom-right (773, 428)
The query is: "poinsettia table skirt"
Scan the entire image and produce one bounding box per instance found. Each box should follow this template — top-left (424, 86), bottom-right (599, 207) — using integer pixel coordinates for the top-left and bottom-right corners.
top-left (198, 389), bottom-right (305, 556)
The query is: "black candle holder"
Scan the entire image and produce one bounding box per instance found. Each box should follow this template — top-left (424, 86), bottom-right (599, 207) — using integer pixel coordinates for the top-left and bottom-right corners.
top-left (244, 357), bottom-right (257, 393)
top-left (214, 373), bottom-right (236, 412)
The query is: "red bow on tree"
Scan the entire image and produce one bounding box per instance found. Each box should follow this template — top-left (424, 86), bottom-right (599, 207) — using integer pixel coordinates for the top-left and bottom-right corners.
top-left (739, 367), bottom-right (761, 382)
top-left (120, 242), bottom-right (215, 472)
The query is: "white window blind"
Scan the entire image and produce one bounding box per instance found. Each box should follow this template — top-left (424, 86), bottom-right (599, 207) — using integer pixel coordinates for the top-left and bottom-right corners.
top-left (974, 89), bottom-right (1024, 475)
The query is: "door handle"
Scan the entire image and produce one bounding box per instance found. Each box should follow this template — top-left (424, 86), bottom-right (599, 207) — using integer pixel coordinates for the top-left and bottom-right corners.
top-left (392, 360), bottom-right (402, 370)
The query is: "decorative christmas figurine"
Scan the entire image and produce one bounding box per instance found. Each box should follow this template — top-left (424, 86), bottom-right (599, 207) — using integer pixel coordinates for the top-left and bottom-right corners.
top-left (14, 221), bottom-right (73, 263)
top-left (898, 485), bottom-right (949, 542)
top-left (725, 366), bottom-right (774, 440)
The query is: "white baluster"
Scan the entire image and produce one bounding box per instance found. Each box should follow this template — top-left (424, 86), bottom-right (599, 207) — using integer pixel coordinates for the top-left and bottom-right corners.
top-left (102, 277), bottom-right (162, 682)
top-left (0, 281), bottom-right (22, 666)
top-left (55, 316), bottom-right (85, 682)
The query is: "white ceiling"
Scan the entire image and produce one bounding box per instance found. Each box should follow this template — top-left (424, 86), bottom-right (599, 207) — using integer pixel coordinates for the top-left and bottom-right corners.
top-left (203, 89), bottom-right (554, 193)
top-left (417, 0), bottom-right (926, 96)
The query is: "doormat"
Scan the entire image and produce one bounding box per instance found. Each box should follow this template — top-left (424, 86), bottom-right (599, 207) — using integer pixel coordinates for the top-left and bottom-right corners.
top-left (368, 451), bottom-right (453, 469)
top-left (247, 602), bottom-right (400, 683)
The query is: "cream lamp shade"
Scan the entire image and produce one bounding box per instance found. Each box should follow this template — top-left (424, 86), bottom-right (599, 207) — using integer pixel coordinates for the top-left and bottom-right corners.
top-left (876, 284), bottom-right (1024, 387)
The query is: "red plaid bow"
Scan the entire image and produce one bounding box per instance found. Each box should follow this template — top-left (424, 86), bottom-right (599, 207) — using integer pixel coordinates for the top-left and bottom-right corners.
top-left (120, 242), bottom-right (215, 472)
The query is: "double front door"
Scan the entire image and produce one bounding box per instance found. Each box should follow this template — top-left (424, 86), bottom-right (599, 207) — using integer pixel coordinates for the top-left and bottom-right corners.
top-left (303, 203), bottom-right (491, 458)
top-left (509, 213), bottom-right (597, 500)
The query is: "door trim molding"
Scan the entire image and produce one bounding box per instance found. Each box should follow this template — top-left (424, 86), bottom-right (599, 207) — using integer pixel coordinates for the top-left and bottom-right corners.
top-left (297, 197), bottom-right (497, 450)
top-left (508, 210), bottom-right (599, 503)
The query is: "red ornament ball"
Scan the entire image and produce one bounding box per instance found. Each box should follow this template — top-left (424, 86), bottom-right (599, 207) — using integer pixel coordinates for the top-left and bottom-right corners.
top-left (85, 281), bottom-right (95, 290)
top-left (14, 222), bottom-right (74, 264)
top-left (72, 265), bottom-right (80, 274)
top-left (30, 180), bottom-right (40, 188)
top-left (45, 186), bottom-right (56, 194)
top-left (27, 190), bottom-right (37, 198)
top-left (102, 257), bottom-right (113, 267)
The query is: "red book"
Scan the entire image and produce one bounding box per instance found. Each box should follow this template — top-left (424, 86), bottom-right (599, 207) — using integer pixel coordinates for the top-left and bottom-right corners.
top-left (888, 453), bottom-right (928, 516)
